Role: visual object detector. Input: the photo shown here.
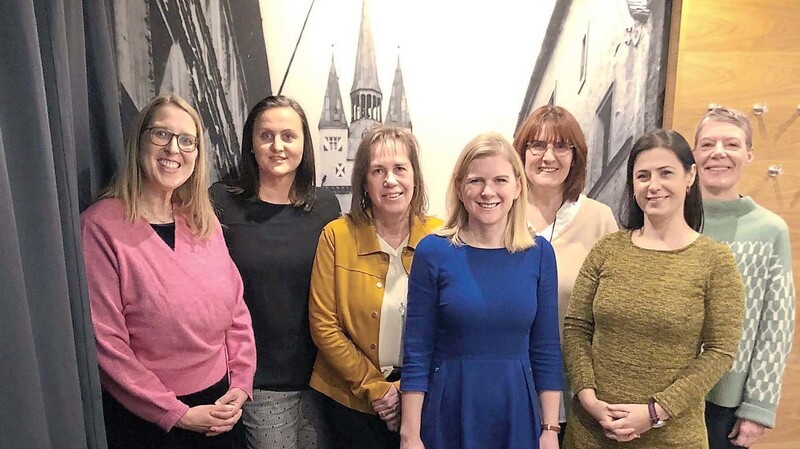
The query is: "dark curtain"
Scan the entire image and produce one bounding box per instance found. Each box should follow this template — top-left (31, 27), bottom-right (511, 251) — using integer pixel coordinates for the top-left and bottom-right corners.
top-left (0, 0), bottom-right (122, 447)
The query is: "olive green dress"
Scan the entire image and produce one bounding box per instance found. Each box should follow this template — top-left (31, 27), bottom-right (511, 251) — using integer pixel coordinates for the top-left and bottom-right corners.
top-left (563, 231), bottom-right (744, 448)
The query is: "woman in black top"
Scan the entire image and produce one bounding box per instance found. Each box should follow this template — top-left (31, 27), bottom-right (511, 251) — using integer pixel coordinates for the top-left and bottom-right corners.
top-left (210, 96), bottom-right (340, 449)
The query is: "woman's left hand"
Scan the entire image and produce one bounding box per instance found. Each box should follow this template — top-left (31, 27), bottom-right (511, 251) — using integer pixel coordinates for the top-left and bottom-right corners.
top-left (205, 387), bottom-right (248, 435)
top-left (539, 428), bottom-right (560, 449)
top-left (729, 418), bottom-right (767, 448)
top-left (601, 403), bottom-right (652, 441)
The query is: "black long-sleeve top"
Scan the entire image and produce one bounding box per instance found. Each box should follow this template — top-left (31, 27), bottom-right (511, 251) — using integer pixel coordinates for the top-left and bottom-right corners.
top-left (210, 182), bottom-right (341, 390)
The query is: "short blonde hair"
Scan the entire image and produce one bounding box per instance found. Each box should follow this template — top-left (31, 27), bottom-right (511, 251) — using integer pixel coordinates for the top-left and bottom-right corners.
top-left (695, 107), bottom-right (753, 149)
top-left (101, 95), bottom-right (216, 239)
top-left (438, 132), bottom-right (534, 252)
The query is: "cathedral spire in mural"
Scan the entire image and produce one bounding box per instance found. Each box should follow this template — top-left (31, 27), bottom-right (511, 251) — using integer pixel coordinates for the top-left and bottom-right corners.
top-left (385, 54), bottom-right (412, 130)
top-left (347, 0), bottom-right (383, 160)
top-left (319, 53), bottom-right (348, 129)
top-left (318, 50), bottom-right (350, 194)
top-left (319, 0), bottom-right (414, 211)
top-left (350, 0), bottom-right (382, 109)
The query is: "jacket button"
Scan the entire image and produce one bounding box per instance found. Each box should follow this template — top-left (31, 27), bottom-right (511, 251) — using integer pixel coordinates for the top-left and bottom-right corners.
top-left (376, 282), bottom-right (383, 289)
top-left (370, 343), bottom-right (377, 350)
top-left (371, 311), bottom-right (378, 318)
top-left (402, 248), bottom-right (408, 254)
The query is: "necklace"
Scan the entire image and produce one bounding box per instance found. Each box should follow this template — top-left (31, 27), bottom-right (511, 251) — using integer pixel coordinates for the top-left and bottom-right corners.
top-left (142, 204), bottom-right (174, 224)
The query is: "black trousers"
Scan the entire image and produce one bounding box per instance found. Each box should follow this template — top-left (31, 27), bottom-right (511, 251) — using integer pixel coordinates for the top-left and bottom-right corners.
top-left (705, 401), bottom-right (746, 449)
top-left (320, 394), bottom-right (400, 449)
top-left (103, 376), bottom-right (242, 449)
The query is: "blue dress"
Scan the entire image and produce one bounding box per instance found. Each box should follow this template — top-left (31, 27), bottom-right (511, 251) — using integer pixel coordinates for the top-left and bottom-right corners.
top-left (402, 235), bottom-right (563, 449)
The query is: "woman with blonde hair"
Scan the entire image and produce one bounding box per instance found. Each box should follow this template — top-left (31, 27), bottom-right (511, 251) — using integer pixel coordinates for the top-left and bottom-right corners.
top-left (308, 125), bottom-right (441, 449)
top-left (82, 95), bottom-right (256, 449)
top-left (400, 132), bottom-right (563, 449)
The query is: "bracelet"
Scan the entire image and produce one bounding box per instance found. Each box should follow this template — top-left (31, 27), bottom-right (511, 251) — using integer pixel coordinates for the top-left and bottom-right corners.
top-left (541, 423), bottom-right (562, 433)
top-left (648, 399), bottom-right (667, 428)
top-left (647, 400), bottom-right (658, 424)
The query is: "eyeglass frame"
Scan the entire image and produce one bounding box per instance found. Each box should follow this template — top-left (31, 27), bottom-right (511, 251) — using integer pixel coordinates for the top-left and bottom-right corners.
top-left (143, 126), bottom-right (198, 152)
top-left (525, 140), bottom-right (576, 157)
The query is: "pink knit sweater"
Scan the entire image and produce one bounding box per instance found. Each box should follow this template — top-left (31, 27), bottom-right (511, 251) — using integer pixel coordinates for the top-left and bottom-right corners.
top-left (81, 198), bottom-right (255, 431)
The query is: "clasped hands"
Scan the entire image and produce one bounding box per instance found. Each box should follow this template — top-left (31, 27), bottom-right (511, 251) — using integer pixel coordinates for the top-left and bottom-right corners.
top-left (372, 384), bottom-right (401, 432)
top-left (580, 390), bottom-right (664, 442)
top-left (175, 387), bottom-right (248, 437)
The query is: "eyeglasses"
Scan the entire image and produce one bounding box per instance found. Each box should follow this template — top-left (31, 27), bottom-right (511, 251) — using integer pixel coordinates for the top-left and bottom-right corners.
top-left (525, 140), bottom-right (575, 157)
top-left (144, 127), bottom-right (198, 152)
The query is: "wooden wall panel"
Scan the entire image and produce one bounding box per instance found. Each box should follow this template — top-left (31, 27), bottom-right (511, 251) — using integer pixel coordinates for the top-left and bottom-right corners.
top-left (666, 1), bottom-right (800, 447)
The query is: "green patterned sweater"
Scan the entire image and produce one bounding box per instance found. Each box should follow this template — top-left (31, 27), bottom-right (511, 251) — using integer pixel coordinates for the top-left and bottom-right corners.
top-left (703, 197), bottom-right (796, 428)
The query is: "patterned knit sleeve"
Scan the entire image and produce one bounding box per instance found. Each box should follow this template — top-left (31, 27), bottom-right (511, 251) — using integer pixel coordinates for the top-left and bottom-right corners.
top-left (738, 225), bottom-right (796, 427)
top-left (563, 234), bottom-right (610, 393)
top-left (654, 244), bottom-right (745, 418)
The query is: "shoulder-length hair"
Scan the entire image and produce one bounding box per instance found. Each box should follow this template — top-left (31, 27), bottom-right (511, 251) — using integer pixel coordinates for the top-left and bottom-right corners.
top-left (513, 105), bottom-right (588, 202)
top-left (101, 95), bottom-right (215, 239)
top-left (438, 132), bottom-right (534, 252)
top-left (620, 129), bottom-right (703, 232)
top-left (349, 125), bottom-right (428, 225)
top-left (228, 95), bottom-right (317, 210)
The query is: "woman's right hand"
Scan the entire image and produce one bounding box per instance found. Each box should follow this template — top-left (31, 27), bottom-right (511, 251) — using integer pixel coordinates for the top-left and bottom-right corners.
top-left (174, 404), bottom-right (242, 434)
top-left (577, 389), bottom-right (624, 425)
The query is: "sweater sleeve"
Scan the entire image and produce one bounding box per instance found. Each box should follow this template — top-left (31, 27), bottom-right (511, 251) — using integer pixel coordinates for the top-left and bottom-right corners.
top-left (217, 224), bottom-right (256, 399)
top-left (81, 217), bottom-right (189, 431)
top-left (654, 247), bottom-right (745, 418)
top-left (308, 226), bottom-right (392, 404)
top-left (530, 238), bottom-right (564, 392)
top-left (563, 236), bottom-right (607, 393)
top-left (737, 227), bottom-right (796, 427)
top-left (400, 236), bottom-right (440, 393)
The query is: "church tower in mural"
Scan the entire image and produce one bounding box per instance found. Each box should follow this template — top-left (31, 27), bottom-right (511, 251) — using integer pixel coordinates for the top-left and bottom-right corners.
top-left (318, 0), bottom-right (412, 211)
top-left (318, 54), bottom-right (349, 196)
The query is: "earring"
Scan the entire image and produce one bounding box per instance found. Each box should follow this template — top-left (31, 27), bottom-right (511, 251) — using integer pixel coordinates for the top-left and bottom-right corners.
top-left (686, 186), bottom-right (690, 194)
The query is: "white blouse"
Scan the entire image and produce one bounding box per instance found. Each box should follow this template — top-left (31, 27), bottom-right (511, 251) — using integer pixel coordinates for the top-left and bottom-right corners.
top-left (377, 235), bottom-right (410, 374)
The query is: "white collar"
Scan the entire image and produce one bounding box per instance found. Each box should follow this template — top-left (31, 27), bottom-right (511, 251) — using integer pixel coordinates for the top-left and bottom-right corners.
top-left (531, 194), bottom-right (584, 242)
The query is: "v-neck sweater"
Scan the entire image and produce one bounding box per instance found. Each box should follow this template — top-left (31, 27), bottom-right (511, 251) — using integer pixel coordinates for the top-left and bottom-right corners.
top-left (81, 198), bottom-right (256, 431)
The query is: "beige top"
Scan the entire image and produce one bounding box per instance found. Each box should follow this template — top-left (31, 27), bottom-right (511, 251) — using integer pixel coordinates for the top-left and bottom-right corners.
top-left (377, 235), bottom-right (409, 373)
top-left (534, 195), bottom-right (618, 339)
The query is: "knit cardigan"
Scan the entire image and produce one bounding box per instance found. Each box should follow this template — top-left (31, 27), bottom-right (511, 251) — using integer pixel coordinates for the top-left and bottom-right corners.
top-left (81, 198), bottom-right (256, 431)
top-left (703, 197), bottom-right (796, 428)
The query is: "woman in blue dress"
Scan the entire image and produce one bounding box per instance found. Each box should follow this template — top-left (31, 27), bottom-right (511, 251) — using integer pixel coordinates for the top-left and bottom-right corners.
top-left (400, 132), bottom-right (563, 449)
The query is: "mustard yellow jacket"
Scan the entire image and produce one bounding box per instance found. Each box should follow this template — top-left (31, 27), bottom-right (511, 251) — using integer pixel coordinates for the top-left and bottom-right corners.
top-left (308, 214), bottom-right (442, 414)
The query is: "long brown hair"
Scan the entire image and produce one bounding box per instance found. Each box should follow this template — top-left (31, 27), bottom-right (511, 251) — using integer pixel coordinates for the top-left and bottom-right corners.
top-left (228, 95), bottom-right (317, 210)
top-left (349, 125), bottom-right (428, 225)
